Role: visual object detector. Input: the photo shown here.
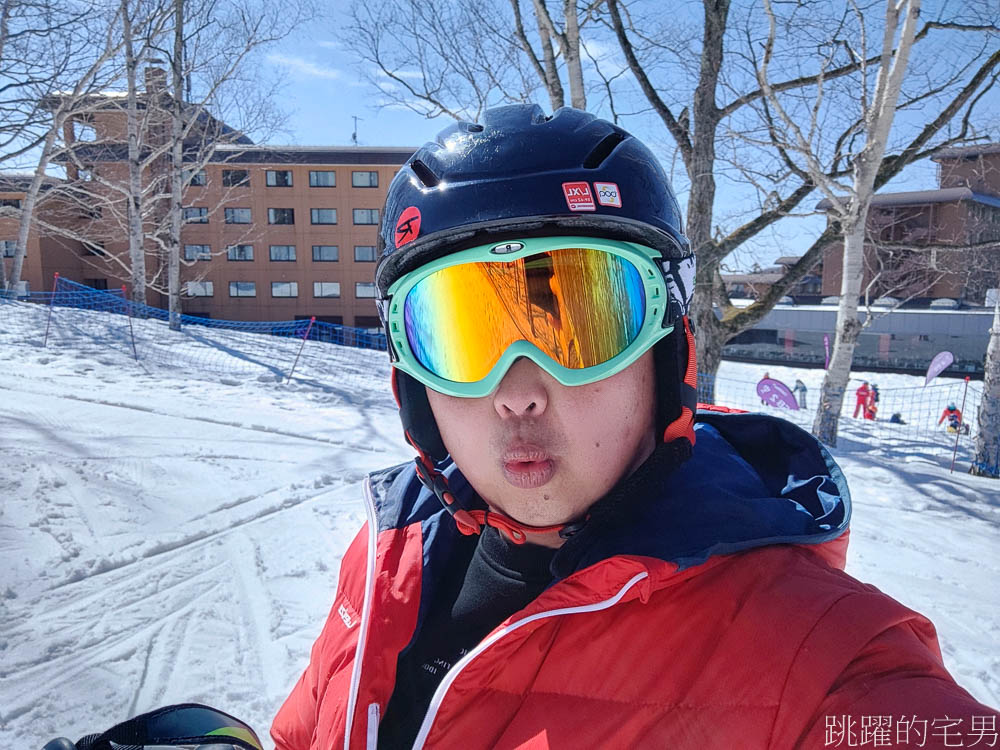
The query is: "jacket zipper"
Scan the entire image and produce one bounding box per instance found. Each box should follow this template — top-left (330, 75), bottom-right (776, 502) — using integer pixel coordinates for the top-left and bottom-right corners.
top-left (344, 476), bottom-right (379, 750)
top-left (410, 570), bottom-right (649, 750)
top-left (367, 702), bottom-right (380, 750)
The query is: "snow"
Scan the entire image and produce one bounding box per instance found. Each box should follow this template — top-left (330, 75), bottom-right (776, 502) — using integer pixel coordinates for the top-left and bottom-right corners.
top-left (1, 303), bottom-right (997, 747)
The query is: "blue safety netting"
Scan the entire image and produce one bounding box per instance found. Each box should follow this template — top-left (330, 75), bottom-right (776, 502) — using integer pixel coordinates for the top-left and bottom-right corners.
top-left (1, 277), bottom-right (392, 393)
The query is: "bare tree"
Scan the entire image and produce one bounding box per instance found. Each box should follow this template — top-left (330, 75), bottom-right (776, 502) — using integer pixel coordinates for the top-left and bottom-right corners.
top-left (971, 292), bottom-right (1000, 478)
top-left (345, 0), bottom-right (589, 119)
top-left (2, 1), bottom-right (126, 296)
top-left (25, 0), bottom-right (311, 316)
top-left (346, 0), bottom-right (999, 402)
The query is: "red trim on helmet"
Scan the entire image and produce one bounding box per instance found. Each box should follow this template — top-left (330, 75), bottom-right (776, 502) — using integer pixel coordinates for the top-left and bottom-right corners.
top-left (661, 316), bottom-right (698, 447)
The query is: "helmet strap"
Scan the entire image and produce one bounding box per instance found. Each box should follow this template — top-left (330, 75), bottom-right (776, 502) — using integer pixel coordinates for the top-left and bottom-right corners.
top-left (411, 452), bottom-right (587, 545)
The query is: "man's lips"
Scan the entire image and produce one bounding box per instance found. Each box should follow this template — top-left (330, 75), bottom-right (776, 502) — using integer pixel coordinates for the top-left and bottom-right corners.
top-left (501, 445), bottom-right (556, 489)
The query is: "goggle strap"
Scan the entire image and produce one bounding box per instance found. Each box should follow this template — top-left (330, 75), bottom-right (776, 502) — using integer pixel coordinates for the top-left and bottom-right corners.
top-left (662, 316), bottom-right (698, 447)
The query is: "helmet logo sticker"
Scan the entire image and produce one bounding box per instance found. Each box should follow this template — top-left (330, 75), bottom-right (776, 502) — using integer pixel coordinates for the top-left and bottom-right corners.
top-left (595, 182), bottom-right (622, 208)
top-left (562, 181), bottom-right (596, 211)
top-left (395, 206), bottom-right (422, 248)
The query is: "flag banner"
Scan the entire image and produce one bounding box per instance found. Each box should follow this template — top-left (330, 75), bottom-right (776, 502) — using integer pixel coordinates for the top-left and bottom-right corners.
top-left (925, 351), bottom-right (954, 385)
top-left (757, 377), bottom-right (799, 410)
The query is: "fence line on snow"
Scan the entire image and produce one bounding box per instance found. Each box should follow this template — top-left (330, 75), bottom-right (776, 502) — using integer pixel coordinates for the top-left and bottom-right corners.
top-left (2, 278), bottom-right (994, 475)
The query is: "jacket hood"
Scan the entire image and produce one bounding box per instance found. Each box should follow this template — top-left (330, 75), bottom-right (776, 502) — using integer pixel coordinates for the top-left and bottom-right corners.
top-left (369, 412), bottom-right (851, 580)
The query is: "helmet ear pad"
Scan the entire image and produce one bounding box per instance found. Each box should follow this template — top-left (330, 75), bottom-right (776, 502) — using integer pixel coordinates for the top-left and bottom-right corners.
top-left (395, 369), bottom-right (449, 462)
top-left (653, 323), bottom-right (692, 437)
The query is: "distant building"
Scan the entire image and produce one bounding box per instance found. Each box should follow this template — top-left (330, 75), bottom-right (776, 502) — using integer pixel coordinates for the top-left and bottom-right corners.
top-left (1, 68), bottom-right (415, 329)
top-left (722, 144), bottom-right (1000, 309)
top-left (719, 145), bottom-right (1000, 375)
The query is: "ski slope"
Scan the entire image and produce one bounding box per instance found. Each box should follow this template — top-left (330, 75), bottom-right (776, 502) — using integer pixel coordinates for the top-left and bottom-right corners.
top-left (0, 306), bottom-right (997, 747)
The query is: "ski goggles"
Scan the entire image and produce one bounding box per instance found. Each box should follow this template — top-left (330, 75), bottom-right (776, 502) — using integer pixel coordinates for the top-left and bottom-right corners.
top-left (381, 236), bottom-right (675, 398)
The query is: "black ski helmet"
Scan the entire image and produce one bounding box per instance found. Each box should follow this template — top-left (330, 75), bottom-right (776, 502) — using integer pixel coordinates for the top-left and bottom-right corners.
top-left (375, 105), bottom-right (697, 464)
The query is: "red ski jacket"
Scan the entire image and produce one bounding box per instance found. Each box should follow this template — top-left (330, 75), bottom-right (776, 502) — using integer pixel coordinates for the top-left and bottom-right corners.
top-left (272, 413), bottom-right (995, 750)
top-left (938, 407), bottom-right (963, 425)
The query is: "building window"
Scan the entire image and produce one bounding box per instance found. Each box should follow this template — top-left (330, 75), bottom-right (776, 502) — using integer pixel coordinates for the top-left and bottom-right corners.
top-left (311, 208), bottom-right (338, 225)
top-left (314, 281), bottom-right (341, 298)
top-left (185, 281), bottom-right (214, 297)
top-left (77, 168), bottom-right (94, 182)
top-left (353, 208), bottom-right (379, 225)
top-left (271, 281), bottom-right (299, 298)
top-left (1, 240), bottom-right (16, 257)
top-left (268, 207), bottom-right (295, 225)
top-left (355, 281), bottom-right (376, 298)
top-left (269, 244), bottom-right (296, 261)
top-left (222, 169), bottom-right (250, 187)
top-left (309, 170), bottom-right (336, 187)
top-left (312, 245), bottom-right (339, 262)
top-left (84, 278), bottom-right (108, 290)
top-left (224, 207), bottom-right (251, 224)
top-left (227, 244), bottom-right (254, 261)
top-left (183, 206), bottom-right (208, 223)
top-left (352, 171), bottom-right (378, 188)
top-left (229, 281), bottom-right (256, 297)
top-left (184, 169), bottom-right (207, 186)
top-left (354, 245), bottom-right (376, 262)
top-left (0, 198), bottom-right (22, 209)
top-left (266, 169), bottom-right (293, 187)
top-left (183, 244), bottom-right (212, 261)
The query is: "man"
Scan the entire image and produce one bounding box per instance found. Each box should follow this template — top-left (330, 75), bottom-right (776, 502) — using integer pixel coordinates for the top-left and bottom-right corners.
top-left (272, 106), bottom-right (994, 749)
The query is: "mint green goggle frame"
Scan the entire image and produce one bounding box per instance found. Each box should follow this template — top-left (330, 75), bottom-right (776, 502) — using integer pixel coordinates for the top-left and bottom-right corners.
top-left (382, 236), bottom-right (675, 398)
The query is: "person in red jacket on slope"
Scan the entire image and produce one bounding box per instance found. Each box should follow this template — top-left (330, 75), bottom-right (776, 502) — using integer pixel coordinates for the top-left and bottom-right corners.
top-left (853, 381), bottom-right (872, 418)
top-left (271, 107), bottom-right (997, 750)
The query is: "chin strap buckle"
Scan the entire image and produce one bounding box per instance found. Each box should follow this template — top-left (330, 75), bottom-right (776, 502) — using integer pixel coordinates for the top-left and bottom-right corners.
top-left (413, 457), bottom-right (482, 536)
top-left (413, 457), bottom-right (590, 545)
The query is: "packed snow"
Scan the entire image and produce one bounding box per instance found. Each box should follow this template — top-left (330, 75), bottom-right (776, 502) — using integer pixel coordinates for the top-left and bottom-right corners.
top-left (0, 302), bottom-right (997, 748)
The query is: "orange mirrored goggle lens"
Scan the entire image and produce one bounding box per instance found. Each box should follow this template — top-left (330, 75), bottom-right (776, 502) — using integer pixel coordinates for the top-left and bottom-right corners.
top-left (403, 247), bottom-right (647, 383)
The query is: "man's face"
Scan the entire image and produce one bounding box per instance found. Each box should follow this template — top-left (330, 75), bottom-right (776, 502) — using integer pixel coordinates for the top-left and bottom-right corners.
top-left (426, 351), bottom-right (657, 529)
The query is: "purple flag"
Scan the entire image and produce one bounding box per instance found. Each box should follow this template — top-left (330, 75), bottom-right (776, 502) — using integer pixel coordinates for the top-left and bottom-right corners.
top-left (824, 334), bottom-right (831, 369)
top-left (924, 351), bottom-right (954, 385)
top-left (756, 377), bottom-right (799, 410)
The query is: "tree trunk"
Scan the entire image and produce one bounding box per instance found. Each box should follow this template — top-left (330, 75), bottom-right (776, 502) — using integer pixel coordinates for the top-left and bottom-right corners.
top-left (6, 121), bottom-right (61, 293)
top-left (971, 295), bottom-right (1000, 477)
top-left (530, 0), bottom-right (564, 111)
top-left (167, 0), bottom-right (183, 330)
top-left (122, 0), bottom-right (147, 305)
top-left (685, 0), bottom-right (728, 399)
top-left (562, 0), bottom-right (585, 109)
top-left (813, 224), bottom-right (866, 446)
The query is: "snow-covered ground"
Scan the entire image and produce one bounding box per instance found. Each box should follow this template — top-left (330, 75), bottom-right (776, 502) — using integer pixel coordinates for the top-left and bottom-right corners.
top-left (1, 304), bottom-right (997, 747)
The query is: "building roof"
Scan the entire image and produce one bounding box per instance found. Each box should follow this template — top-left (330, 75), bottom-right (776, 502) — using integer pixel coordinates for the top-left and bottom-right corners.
top-left (931, 143), bottom-right (1000, 161)
top-left (0, 173), bottom-right (64, 193)
top-left (773, 255), bottom-right (802, 266)
top-left (816, 187), bottom-right (1000, 211)
top-left (721, 272), bottom-right (784, 285)
top-left (211, 144), bottom-right (416, 165)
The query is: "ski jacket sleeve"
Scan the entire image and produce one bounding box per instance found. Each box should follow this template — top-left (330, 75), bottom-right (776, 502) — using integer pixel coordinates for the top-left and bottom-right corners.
top-left (271, 525), bottom-right (370, 750)
top-left (783, 592), bottom-right (998, 748)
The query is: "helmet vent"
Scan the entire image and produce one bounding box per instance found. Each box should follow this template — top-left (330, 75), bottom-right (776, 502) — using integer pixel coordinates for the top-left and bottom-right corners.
top-left (583, 132), bottom-right (626, 169)
top-left (411, 159), bottom-right (440, 187)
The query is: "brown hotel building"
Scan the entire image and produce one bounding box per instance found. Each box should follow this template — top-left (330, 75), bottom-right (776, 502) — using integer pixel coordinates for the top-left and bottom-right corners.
top-left (165, 147), bottom-right (413, 327)
top-left (1, 72), bottom-right (415, 328)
